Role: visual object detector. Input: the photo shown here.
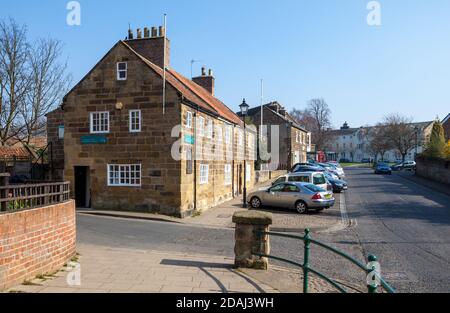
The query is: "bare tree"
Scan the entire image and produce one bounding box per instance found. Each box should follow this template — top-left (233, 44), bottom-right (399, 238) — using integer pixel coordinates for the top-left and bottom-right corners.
top-left (21, 38), bottom-right (71, 144)
top-left (0, 18), bottom-right (71, 147)
top-left (383, 114), bottom-right (417, 162)
top-left (366, 125), bottom-right (393, 161)
top-left (291, 98), bottom-right (332, 151)
top-left (0, 18), bottom-right (30, 146)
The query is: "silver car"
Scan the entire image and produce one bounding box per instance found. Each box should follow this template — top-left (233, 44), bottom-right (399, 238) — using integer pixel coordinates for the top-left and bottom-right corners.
top-left (247, 182), bottom-right (335, 214)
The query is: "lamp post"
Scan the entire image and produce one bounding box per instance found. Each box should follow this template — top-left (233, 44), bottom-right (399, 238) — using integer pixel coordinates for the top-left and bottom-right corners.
top-left (414, 126), bottom-right (419, 160)
top-left (239, 99), bottom-right (250, 208)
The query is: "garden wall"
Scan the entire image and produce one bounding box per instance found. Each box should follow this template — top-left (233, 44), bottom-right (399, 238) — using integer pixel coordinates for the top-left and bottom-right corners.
top-left (0, 200), bottom-right (76, 290)
top-left (416, 156), bottom-right (450, 185)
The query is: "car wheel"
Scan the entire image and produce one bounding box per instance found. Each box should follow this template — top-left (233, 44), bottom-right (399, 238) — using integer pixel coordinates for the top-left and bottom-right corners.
top-left (250, 197), bottom-right (262, 209)
top-left (295, 201), bottom-right (308, 214)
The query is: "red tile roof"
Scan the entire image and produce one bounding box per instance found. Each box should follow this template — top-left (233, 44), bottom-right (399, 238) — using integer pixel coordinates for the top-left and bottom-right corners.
top-left (122, 41), bottom-right (243, 126)
top-left (0, 146), bottom-right (30, 159)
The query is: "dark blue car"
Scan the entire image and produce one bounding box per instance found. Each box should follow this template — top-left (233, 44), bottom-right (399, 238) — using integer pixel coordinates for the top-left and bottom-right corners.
top-left (374, 163), bottom-right (392, 175)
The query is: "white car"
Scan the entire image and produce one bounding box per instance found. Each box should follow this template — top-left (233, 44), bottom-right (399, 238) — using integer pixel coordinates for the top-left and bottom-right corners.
top-left (272, 172), bottom-right (330, 192)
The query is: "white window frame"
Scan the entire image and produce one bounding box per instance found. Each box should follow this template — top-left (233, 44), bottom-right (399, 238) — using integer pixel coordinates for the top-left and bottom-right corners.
top-left (90, 111), bottom-right (110, 134)
top-left (198, 116), bottom-right (205, 137)
top-left (296, 131), bottom-right (299, 143)
top-left (129, 110), bottom-right (141, 133)
top-left (206, 119), bottom-right (213, 139)
top-left (107, 164), bottom-right (141, 187)
top-left (224, 164), bottom-right (232, 185)
top-left (246, 164), bottom-right (251, 182)
top-left (186, 111), bottom-right (193, 129)
top-left (199, 164), bottom-right (209, 185)
top-left (225, 125), bottom-right (232, 143)
top-left (117, 62), bottom-right (127, 80)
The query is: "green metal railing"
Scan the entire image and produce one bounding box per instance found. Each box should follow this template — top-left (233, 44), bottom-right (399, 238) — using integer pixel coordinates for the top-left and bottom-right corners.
top-left (254, 229), bottom-right (395, 293)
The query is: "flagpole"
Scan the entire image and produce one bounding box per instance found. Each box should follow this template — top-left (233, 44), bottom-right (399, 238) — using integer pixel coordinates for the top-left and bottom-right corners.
top-left (162, 14), bottom-right (167, 115)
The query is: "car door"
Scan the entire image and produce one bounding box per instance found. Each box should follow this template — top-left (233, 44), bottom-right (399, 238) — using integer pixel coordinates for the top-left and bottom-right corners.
top-left (265, 183), bottom-right (286, 207)
top-left (277, 184), bottom-right (302, 208)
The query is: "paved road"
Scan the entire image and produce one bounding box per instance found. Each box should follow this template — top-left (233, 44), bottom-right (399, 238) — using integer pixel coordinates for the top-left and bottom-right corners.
top-left (77, 167), bottom-right (450, 292)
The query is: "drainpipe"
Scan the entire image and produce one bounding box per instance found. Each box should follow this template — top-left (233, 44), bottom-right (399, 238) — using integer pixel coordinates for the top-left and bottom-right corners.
top-left (193, 109), bottom-right (198, 212)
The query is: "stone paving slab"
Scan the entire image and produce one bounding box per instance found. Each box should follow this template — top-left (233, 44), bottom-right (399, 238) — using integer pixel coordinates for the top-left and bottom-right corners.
top-left (5, 244), bottom-right (341, 294)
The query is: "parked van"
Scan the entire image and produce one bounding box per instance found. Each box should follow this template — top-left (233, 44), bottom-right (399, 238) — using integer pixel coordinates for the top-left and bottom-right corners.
top-left (272, 172), bottom-right (330, 191)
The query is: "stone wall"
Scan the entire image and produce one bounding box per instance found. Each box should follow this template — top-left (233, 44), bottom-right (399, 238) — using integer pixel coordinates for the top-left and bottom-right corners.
top-left (0, 200), bottom-right (76, 290)
top-left (416, 156), bottom-right (450, 185)
top-left (46, 107), bottom-right (65, 181)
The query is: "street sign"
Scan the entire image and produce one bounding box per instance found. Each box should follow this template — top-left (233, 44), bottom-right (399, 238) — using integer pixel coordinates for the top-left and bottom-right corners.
top-left (81, 135), bottom-right (107, 145)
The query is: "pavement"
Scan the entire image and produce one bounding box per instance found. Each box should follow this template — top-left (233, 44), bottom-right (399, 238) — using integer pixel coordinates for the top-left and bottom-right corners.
top-left (6, 244), bottom-right (335, 294)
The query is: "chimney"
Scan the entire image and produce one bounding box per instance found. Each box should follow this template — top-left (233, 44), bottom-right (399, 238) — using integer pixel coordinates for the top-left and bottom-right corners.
top-left (124, 25), bottom-right (170, 69)
top-left (128, 28), bottom-right (134, 40)
top-left (193, 68), bottom-right (215, 95)
top-left (151, 27), bottom-right (158, 37)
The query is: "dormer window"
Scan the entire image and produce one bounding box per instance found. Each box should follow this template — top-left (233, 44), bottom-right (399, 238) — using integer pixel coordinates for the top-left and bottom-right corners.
top-left (117, 62), bottom-right (127, 80)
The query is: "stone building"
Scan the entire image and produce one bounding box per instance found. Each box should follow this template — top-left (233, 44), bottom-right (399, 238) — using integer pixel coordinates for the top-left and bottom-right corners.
top-left (239, 102), bottom-right (311, 170)
top-left (442, 113), bottom-right (450, 142)
top-left (47, 26), bottom-right (255, 217)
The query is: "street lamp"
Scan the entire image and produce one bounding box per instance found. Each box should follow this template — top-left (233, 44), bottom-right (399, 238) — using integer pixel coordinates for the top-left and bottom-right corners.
top-left (239, 99), bottom-right (250, 208)
top-left (414, 126), bottom-right (419, 160)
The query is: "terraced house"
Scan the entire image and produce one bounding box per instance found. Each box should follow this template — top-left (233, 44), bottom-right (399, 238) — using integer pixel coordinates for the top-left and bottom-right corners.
top-left (47, 26), bottom-right (255, 218)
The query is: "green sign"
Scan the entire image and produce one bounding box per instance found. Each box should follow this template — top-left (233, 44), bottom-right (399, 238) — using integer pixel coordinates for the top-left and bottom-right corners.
top-left (81, 135), bottom-right (107, 145)
top-left (184, 135), bottom-right (195, 145)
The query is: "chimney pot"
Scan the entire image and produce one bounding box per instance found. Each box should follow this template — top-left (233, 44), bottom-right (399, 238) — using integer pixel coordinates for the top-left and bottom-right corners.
top-left (136, 28), bottom-right (142, 39)
top-left (201, 67), bottom-right (206, 76)
top-left (144, 27), bottom-right (150, 38)
top-left (151, 27), bottom-right (158, 37)
top-left (159, 26), bottom-right (166, 37)
top-left (128, 28), bottom-right (134, 40)
top-left (208, 69), bottom-right (213, 77)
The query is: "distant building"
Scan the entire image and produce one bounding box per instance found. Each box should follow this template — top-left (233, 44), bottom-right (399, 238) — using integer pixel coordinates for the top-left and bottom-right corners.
top-left (326, 121), bottom-right (435, 162)
top-left (239, 102), bottom-right (311, 170)
top-left (443, 113), bottom-right (450, 142)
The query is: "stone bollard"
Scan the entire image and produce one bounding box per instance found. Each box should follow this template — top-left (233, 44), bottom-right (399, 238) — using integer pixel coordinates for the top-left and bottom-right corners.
top-left (232, 210), bottom-right (273, 270)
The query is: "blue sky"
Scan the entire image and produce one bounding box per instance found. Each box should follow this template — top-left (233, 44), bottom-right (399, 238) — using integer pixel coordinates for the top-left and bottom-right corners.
top-left (2, 0), bottom-right (449, 128)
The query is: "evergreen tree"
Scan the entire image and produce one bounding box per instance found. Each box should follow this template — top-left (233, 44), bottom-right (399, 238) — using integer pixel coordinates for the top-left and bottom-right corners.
top-left (424, 121), bottom-right (446, 158)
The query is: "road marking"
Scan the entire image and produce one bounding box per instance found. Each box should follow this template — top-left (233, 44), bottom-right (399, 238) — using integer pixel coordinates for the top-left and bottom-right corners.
top-left (318, 193), bottom-right (354, 233)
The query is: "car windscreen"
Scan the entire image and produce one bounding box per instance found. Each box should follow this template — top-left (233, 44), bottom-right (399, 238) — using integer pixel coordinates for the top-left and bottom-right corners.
top-left (288, 175), bottom-right (310, 183)
top-left (313, 174), bottom-right (326, 185)
top-left (303, 184), bottom-right (326, 193)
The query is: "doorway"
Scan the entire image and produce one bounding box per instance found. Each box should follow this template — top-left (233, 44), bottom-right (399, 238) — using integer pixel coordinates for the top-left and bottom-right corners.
top-left (74, 166), bottom-right (90, 208)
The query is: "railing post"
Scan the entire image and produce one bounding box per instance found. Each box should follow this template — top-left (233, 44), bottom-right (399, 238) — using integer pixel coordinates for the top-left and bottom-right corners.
top-left (367, 254), bottom-right (378, 293)
top-left (303, 228), bottom-right (311, 293)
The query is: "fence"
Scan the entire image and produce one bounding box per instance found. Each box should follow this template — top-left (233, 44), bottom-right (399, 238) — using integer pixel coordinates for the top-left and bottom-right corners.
top-left (254, 229), bottom-right (395, 293)
top-left (0, 175), bottom-right (70, 212)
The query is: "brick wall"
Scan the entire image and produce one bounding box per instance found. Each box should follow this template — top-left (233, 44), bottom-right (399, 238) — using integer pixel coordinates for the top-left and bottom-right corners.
top-left (0, 200), bottom-right (76, 290)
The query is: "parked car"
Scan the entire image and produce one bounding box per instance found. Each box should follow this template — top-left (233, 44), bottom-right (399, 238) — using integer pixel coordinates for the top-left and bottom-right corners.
top-left (324, 172), bottom-right (348, 193)
top-left (290, 164), bottom-right (325, 173)
top-left (318, 163), bottom-right (345, 179)
top-left (392, 161), bottom-right (416, 171)
top-left (272, 172), bottom-right (330, 191)
top-left (374, 163), bottom-right (392, 175)
top-left (361, 158), bottom-right (373, 163)
top-left (339, 158), bottom-right (351, 163)
top-left (247, 182), bottom-right (335, 214)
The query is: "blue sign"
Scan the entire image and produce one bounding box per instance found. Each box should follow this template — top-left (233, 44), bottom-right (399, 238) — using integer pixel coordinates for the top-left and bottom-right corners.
top-left (81, 135), bottom-right (108, 145)
top-left (184, 135), bottom-right (195, 145)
